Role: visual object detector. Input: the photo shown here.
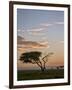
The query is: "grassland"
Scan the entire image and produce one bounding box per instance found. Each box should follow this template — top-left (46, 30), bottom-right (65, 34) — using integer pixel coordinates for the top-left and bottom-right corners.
top-left (17, 69), bottom-right (64, 81)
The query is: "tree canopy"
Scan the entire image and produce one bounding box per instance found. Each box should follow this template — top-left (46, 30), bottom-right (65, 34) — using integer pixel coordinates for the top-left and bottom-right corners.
top-left (20, 51), bottom-right (42, 63)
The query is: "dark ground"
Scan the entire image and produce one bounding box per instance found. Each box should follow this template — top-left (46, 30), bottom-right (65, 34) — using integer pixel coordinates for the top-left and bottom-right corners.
top-left (17, 69), bottom-right (64, 81)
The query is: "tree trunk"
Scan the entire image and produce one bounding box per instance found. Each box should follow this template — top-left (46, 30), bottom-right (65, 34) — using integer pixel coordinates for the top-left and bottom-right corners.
top-left (41, 67), bottom-right (46, 72)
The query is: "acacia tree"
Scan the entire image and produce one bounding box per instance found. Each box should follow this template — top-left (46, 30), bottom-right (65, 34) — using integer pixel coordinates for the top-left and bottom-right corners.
top-left (19, 51), bottom-right (53, 72)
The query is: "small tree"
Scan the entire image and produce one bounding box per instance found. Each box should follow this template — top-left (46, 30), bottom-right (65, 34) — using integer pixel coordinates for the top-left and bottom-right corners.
top-left (19, 51), bottom-right (53, 72)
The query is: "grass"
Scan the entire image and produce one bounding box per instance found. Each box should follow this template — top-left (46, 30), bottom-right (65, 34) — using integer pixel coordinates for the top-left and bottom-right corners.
top-left (17, 69), bottom-right (64, 81)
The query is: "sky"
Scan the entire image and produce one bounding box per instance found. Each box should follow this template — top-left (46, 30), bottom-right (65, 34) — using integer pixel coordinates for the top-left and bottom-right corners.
top-left (17, 8), bottom-right (64, 70)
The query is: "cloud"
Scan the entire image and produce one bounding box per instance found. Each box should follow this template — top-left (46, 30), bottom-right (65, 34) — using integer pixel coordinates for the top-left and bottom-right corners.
top-left (40, 23), bottom-right (53, 27)
top-left (27, 21), bottom-right (64, 33)
top-left (26, 24), bottom-right (51, 35)
top-left (40, 22), bottom-right (64, 27)
top-left (59, 41), bottom-right (64, 44)
top-left (39, 41), bottom-right (48, 45)
top-left (27, 27), bottom-right (44, 32)
top-left (27, 23), bottom-right (52, 33)
top-left (55, 22), bottom-right (64, 25)
top-left (18, 40), bottom-right (49, 48)
top-left (17, 21), bottom-right (64, 36)
top-left (28, 31), bottom-right (45, 36)
top-left (17, 36), bottom-right (24, 40)
top-left (17, 36), bottom-right (25, 44)
top-left (41, 37), bottom-right (48, 40)
top-left (26, 27), bottom-right (46, 36)
top-left (17, 35), bottom-right (49, 52)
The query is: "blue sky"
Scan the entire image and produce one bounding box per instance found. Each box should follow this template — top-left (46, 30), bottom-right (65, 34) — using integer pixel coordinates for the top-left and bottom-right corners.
top-left (17, 9), bottom-right (64, 42)
top-left (17, 9), bottom-right (64, 70)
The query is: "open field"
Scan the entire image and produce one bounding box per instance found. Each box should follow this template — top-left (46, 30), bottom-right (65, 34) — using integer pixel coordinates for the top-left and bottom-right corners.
top-left (17, 69), bottom-right (64, 81)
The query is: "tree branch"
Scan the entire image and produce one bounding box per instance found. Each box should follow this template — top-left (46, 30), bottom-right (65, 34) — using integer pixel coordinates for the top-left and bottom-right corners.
top-left (42, 53), bottom-right (53, 62)
top-left (31, 59), bottom-right (42, 69)
top-left (35, 61), bottom-right (42, 68)
top-left (42, 53), bottom-right (53, 69)
top-left (38, 59), bottom-right (42, 67)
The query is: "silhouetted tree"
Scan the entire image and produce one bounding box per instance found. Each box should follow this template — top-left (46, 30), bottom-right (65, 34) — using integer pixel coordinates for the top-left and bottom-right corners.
top-left (20, 51), bottom-right (53, 72)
